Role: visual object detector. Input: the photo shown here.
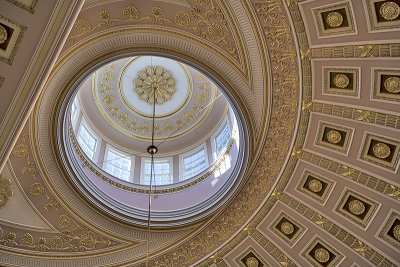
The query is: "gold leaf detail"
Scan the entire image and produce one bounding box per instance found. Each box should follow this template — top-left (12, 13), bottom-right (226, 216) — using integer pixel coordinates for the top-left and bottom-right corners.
top-left (0, 178), bottom-right (13, 207)
top-left (372, 142), bottom-right (391, 159)
top-left (384, 76), bottom-right (400, 93)
top-left (348, 199), bottom-right (365, 215)
top-left (152, 6), bottom-right (162, 16)
top-left (308, 179), bottom-right (323, 193)
top-left (102, 70), bottom-right (115, 82)
top-left (280, 221), bottom-right (294, 235)
top-left (19, 233), bottom-right (33, 246)
top-left (99, 10), bottom-right (110, 19)
top-left (175, 10), bottom-right (191, 26)
top-left (195, 93), bottom-right (207, 105)
top-left (58, 215), bottom-right (73, 228)
top-left (123, 4), bottom-right (139, 21)
top-left (333, 74), bottom-right (349, 88)
top-left (184, 112), bottom-right (195, 122)
top-left (314, 248), bottom-right (330, 263)
top-left (74, 19), bottom-right (91, 34)
top-left (12, 144), bottom-right (28, 158)
top-left (163, 121), bottom-right (174, 133)
top-left (117, 112), bottom-right (129, 124)
top-left (208, 23), bottom-right (226, 42)
top-left (103, 94), bottom-right (116, 105)
top-left (134, 66), bottom-right (176, 105)
top-left (0, 25), bottom-right (8, 45)
top-left (29, 182), bottom-right (44, 196)
top-left (50, 236), bottom-right (63, 249)
top-left (245, 256), bottom-right (259, 267)
top-left (326, 130), bottom-right (342, 144)
top-left (326, 11), bottom-right (343, 27)
top-left (192, 0), bottom-right (209, 5)
top-left (380, 2), bottom-right (400, 21)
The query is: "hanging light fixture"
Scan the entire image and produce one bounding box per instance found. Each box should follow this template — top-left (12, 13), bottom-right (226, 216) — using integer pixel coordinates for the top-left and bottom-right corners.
top-left (145, 58), bottom-right (158, 267)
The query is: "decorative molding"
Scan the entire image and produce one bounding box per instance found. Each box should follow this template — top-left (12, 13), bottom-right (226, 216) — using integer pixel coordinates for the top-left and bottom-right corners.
top-left (280, 193), bottom-right (396, 267)
top-left (299, 150), bottom-right (400, 202)
top-left (305, 44), bottom-right (400, 59)
top-left (301, 236), bottom-right (343, 267)
top-left (269, 212), bottom-right (306, 247)
top-left (310, 102), bottom-right (400, 129)
top-left (315, 121), bottom-right (353, 154)
top-left (335, 189), bottom-right (379, 228)
top-left (323, 67), bottom-right (359, 97)
top-left (372, 68), bottom-right (400, 102)
top-left (5, 0), bottom-right (38, 13)
top-left (0, 15), bottom-right (26, 65)
top-left (379, 211), bottom-right (400, 250)
top-left (312, 1), bottom-right (356, 38)
top-left (365, 0), bottom-right (400, 31)
top-left (359, 133), bottom-right (400, 172)
top-left (297, 169), bottom-right (334, 204)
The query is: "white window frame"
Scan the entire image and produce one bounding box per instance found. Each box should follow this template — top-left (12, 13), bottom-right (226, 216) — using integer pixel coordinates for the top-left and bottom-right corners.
top-left (71, 96), bottom-right (80, 130)
top-left (77, 118), bottom-right (101, 162)
top-left (179, 143), bottom-right (208, 181)
top-left (140, 157), bottom-right (173, 185)
top-left (211, 116), bottom-right (231, 160)
top-left (103, 144), bottom-right (134, 182)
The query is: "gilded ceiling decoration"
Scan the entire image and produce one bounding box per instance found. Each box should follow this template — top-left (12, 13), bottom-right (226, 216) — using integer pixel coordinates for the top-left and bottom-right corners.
top-left (0, 25), bottom-right (7, 44)
top-left (0, 177), bottom-right (13, 207)
top-left (1, 0), bottom-right (400, 266)
top-left (134, 66), bottom-right (176, 105)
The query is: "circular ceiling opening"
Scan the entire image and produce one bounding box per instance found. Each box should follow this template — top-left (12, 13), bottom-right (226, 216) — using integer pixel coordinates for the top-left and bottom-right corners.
top-left (64, 55), bottom-right (249, 227)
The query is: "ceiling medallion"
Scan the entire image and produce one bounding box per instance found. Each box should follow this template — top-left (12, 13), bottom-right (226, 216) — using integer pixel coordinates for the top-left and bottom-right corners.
top-left (380, 2), bottom-right (400, 21)
top-left (314, 248), bottom-right (330, 263)
top-left (393, 225), bottom-right (400, 241)
top-left (333, 74), bottom-right (350, 88)
top-left (308, 179), bottom-right (323, 193)
top-left (245, 257), bottom-right (259, 267)
top-left (326, 11), bottom-right (343, 27)
top-left (326, 129), bottom-right (342, 144)
top-left (280, 221), bottom-right (295, 235)
top-left (384, 76), bottom-right (400, 93)
top-left (134, 66), bottom-right (176, 105)
top-left (0, 25), bottom-right (7, 45)
top-left (372, 142), bottom-right (391, 159)
top-left (348, 199), bottom-right (365, 215)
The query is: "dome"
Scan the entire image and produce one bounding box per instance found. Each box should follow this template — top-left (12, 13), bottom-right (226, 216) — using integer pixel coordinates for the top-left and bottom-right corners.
top-left (65, 55), bottom-right (247, 227)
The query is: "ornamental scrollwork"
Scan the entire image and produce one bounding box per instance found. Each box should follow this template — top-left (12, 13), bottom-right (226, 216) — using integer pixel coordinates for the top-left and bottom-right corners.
top-left (67, 3), bottom-right (237, 58)
top-left (0, 177), bottom-right (13, 207)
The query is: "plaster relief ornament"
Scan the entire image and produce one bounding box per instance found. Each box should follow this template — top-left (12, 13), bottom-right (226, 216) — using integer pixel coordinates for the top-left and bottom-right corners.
top-left (314, 248), bottom-right (330, 263)
top-left (333, 74), bottom-right (350, 88)
top-left (245, 257), bottom-right (259, 267)
top-left (380, 2), bottom-right (400, 21)
top-left (393, 225), bottom-right (400, 241)
top-left (326, 11), bottom-right (343, 27)
top-left (348, 199), bottom-right (365, 215)
top-left (373, 142), bottom-right (391, 159)
top-left (280, 221), bottom-right (295, 235)
top-left (0, 25), bottom-right (7, 45)
top-left (308, 179), bottom-right (323, 193)
top-left (326, 129), bottom-right (342, 144)
top-left (0, 178), bottom-right (13, 207)
top-left (384, 76), bottom-right (400, 93)
top-left (134, 66), bottom-right (176, 105)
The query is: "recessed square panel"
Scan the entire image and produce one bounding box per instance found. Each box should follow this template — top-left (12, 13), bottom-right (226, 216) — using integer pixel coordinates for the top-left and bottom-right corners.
top-left (360, 134), bottom-right (400, 171)
top-left (297, 170), bottom-right (334, 204)
top-left (302, 237), bottom-right (343, 267)
top-left (373, 69), bottom-right (400, 102)
top-left (336, 189), bottom-right (379, 228)
top-left (316, 122), bottom-right (353, 154)
top-left (269, 212), bottom-right (306, 247)
top-left (5, 0), bottom-right (38, 13)
top-left (379, 211), bottom-right (400, 250)
top-left (366, 0), bottom-right (400, 31)
top-left (323, 68), bottom-right (359, 97)
top-left (313, 2), bottom-right (356, 37)
top-left (0, 15), bottom-right (26, 65)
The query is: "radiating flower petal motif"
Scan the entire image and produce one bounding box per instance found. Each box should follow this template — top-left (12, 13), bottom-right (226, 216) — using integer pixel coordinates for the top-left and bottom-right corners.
top-left (19, 233), bottom-right (33, 246)
top-left (7, 232), bottom-right (16, 241)
top-left (208, 23), bottom-right (226, 42)
top-left (123, 4), bottom-right (139, 21)
top-left (134, 66), bottom-right (176, 105)
top-left (0, 25), bottom-right (8, 45)
top-left (152, 6), bottom-right (162, 16)
top-left (50, 236), bottom-right (63, 249)
top-left (103, 94), bottom-right (116, 105)
top-left (175, 10), bottom-right (191, 26)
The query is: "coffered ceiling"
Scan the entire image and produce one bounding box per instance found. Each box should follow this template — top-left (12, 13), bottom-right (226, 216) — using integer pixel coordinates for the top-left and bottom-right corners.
top-left (0, 0), bottom-right (399, 266)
